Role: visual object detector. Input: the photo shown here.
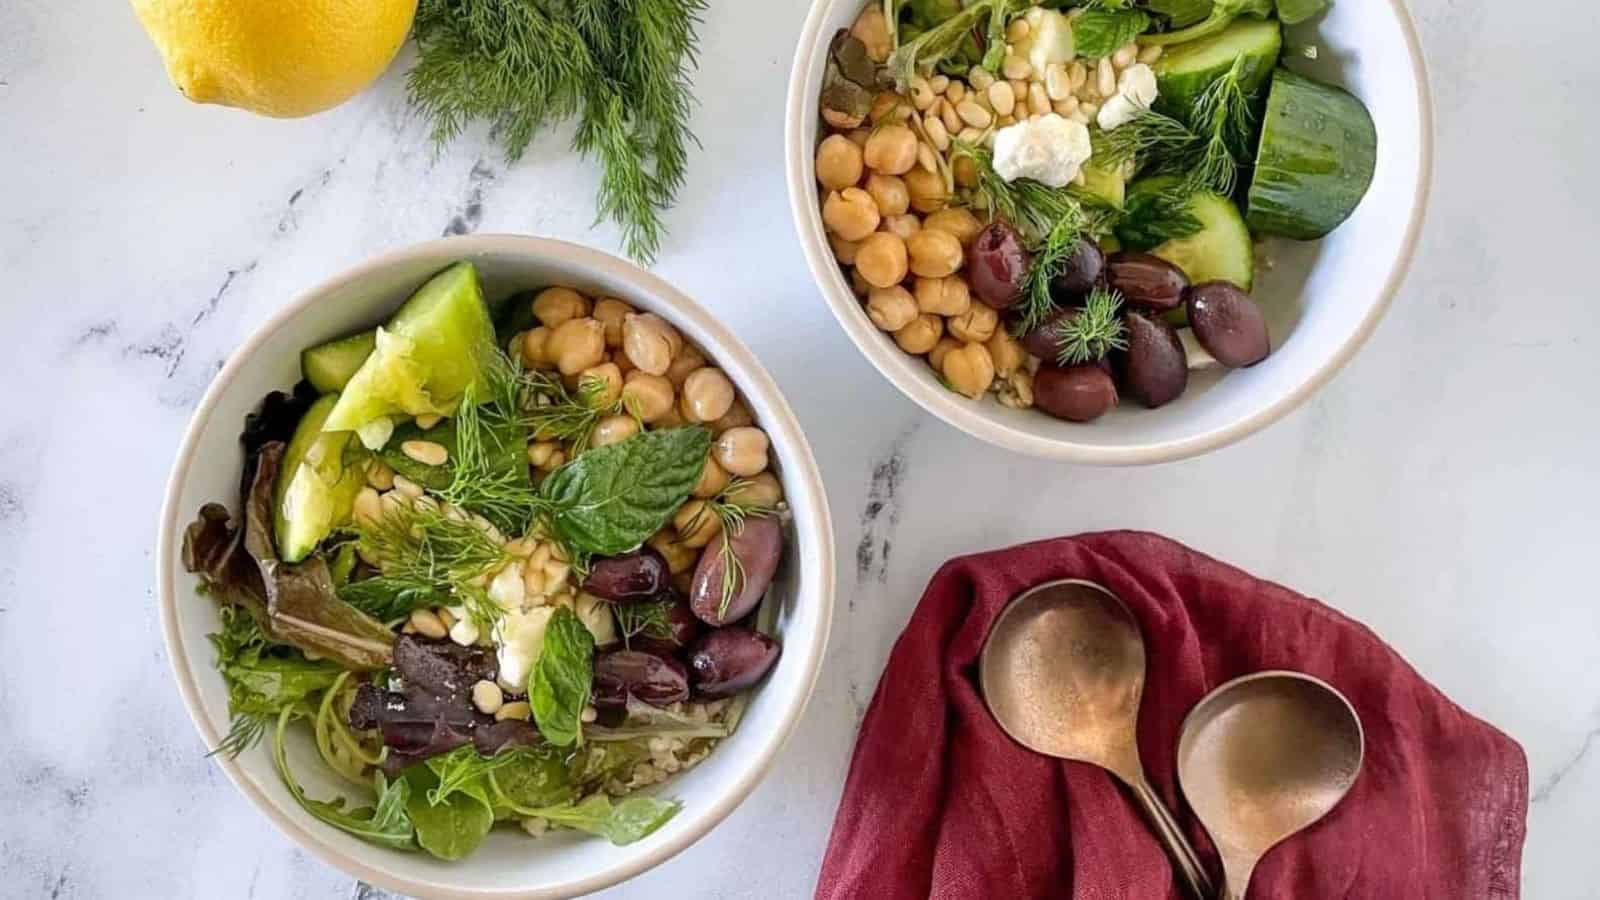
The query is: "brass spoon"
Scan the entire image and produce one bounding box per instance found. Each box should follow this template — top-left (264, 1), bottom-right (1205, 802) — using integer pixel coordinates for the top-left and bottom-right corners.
top-left (1177, 672), bottom-right (1365, 900)
top-left (980, 579), bottom-right (1215, 899)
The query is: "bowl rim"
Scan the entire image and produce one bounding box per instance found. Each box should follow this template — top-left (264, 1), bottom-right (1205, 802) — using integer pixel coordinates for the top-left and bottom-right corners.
top-left (784, 0), bottom-right (1435, 465)
top-left (154, 234), bottom-right (837, 899)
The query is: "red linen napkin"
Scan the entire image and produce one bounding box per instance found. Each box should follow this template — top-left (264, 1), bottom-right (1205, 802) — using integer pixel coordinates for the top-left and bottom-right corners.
top-left (816, 531), bottom-right (1527, 900)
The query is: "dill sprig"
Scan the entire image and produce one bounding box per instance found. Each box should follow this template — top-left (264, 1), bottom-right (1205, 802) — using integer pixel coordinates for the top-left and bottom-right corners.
top-left (1179, 57), bottom-right (1255, 196)
top-left (436, 367), bottom-right (540, 536)
top-left (1052, 285), bottom-right (1128, 365)
top-left (614, 600), bottom-right (674, 648)
top-left (517, 368), bottom-right (631, 454)
top-left (355, 501), bottom-right (511, 599)
top-left (686, 480), bottom-right (778, 620)
top-left (1091, 109), bottom-right (1199, 172)
top-left (407, 0), bottom-right (706, 263)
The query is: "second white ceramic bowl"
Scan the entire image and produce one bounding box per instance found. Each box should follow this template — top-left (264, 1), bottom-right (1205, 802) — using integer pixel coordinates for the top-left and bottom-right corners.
top-left (156, 236), bottom-right (835, 899)
top-left (786, 0), bottom-right (1433, 464)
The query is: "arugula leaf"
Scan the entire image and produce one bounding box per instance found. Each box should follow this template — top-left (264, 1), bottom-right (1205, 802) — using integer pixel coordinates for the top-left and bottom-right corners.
top-left (337, 576), bottom-right (449, 622)
top-left (539, 426), bottom-right (711, 558)
top-left (518, 793), bottom-right (681, 846)
top-left (402, 765), bottom-right (495, 861)
top-left (271, 709), bottom-right (417, 851)
top-left (528, 607), bottom-right (595, 747)
top-left (1071, 9), bottom-right (1151, 58)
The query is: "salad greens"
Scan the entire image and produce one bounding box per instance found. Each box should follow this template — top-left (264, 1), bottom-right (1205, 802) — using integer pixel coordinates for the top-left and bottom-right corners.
top-left (1071, 8), bottom-right (1152, 57)
top-left (529, 607), bottom-right (597, 748)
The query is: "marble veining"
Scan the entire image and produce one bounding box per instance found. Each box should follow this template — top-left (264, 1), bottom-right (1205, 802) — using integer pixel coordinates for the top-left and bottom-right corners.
top-left (3, 0), bottom-right (1599, 897)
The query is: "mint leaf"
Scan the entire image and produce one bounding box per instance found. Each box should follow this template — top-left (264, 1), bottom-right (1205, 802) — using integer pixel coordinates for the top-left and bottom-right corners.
top-left (1071, 9), bottom-right (1151, 58)
top-left (539, 426), bottom-right (712, 557)
top-left (528, 606), bottom-right (595, 747)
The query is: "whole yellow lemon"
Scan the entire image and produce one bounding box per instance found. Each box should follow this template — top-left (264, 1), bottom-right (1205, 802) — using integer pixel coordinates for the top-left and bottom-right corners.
top-left (131, 0), bottom-right (418, 118)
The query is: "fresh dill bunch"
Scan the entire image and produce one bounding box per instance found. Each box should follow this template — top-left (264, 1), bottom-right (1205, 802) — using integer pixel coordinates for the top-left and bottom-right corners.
top-left (436, 369), bottom-right (540, 536)
top-left (1178, 57), bottom-right (1255, 196)
top-left (1052, 285), bottom-right (1129, 365)
top-left (407, 0), bottom-right (706, 263)
top-left (685, 479), bottom-right (778, 619)
top-left (1014, 218), bottom-right (1089, 334)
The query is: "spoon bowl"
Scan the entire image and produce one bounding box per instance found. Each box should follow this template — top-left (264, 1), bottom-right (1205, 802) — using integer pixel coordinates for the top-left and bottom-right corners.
top-left (1178, 671), bottom-right (1365, 900)
top-left (980, 580), bottom-right (1213, 898)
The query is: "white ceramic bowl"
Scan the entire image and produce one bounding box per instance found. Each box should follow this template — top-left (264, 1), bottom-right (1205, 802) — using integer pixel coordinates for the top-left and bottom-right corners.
top-left (156, 236), bottom-right (835, 899)
top-left (786, 1), bottom-right (1433, 464)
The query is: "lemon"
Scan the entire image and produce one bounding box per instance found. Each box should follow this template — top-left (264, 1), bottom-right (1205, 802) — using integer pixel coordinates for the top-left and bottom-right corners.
top-left (130, 0), bottom-right (418, 118)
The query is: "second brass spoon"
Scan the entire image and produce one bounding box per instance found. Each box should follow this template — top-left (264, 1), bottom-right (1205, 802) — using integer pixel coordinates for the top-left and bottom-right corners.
top-left (980, 579), bottom-right (1214, 899)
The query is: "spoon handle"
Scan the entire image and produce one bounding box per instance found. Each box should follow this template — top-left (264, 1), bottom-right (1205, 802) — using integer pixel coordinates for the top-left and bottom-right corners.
top-left (1129, 778), bottom-right (1215, 899)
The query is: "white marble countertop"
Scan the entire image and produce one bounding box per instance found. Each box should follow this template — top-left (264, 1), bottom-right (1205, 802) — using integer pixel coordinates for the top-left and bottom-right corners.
top-left (3, 0), bottom-right (1596, 897)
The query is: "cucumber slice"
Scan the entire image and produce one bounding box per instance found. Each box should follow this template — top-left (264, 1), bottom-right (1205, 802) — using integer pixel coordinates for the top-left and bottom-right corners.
top-left (302, 329), bottom-right (376, 394)
top-left (1075, 158), bottom-right (1128, 209)
top-left (1151, 18), bottom-right (1282, 122)
top-left (1124, 177), bottom-right (1255, 292)
top-left (1246, 68), bottom-right (1377, 239)
top-left (323, 262), bottom-right (499, 444)
top-left (275, 394), bottom-right (367, 562)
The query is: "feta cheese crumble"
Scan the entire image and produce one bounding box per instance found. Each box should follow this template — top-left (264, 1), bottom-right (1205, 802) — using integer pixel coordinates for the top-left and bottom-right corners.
top-left (1014, 8), bottom-right (1076, 74)
top-left (1096, 63), bottom-right (1160, 131)
top-left (992, 113), bottom-right (1093, 188)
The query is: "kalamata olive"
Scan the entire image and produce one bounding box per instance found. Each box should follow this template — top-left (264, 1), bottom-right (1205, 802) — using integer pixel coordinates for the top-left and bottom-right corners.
top-left (687, 628), bottom-right (782, 698)
top-left (1105, 252), bottom-right (1188, 311)
top-left (591, 649), bottom-right (690, 709)
top-left (1186, 281), bottom-right (1270, 367)
top-left (1049, 240), bottom-right (1105, 300)
top-left (631, 593), bottom-right (704, 656)
top-left (1021, 307), bottom-right (1071, 360)
top-left (1034, 364), bottom-right (1119, 422)
top-left (690, 515), bottom-right (783, 626)
top-left (1118, 311), bottom-right (1189, 408)
top-left (582, 547), bottom-right (669, 602)
top-left (967, 222), bottom-right (1030, 309)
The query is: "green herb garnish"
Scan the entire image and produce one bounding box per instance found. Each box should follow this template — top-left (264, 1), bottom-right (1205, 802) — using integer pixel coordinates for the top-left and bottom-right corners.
top-left (538, 426), bottom-right (713, 560)
top-left (518, 367), bottom-right (631, 454)
top-left (1071, 8), bottom-right (1152, 58)
top-left (1090, 108), bottom-right (1199, 173)
top-left (952, 141), bottom-right (1115, 248)
top-left (687, 479), bottom-right (778, 620)
top-left (352, 501), bottom-right (512, 618)
top-left (528, 606), bottom-right (595, 747)
top-left (407, 0), bottom-right (706, 263)
top-left (436, 364), bottom-right (538, 537)
top-left (208, 606), bottom-right (342, 758)
top-left (1181, 56), bottom-right (1256, 196)
top-left (1052, 285), bottom-right (1129, 365)
top-left (615, 599), bottom-right (675, 648)
top-left (272, 707), bottom-right (418, 851)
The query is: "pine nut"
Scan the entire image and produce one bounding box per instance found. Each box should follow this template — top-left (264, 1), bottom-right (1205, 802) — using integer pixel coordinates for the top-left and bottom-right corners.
top-left (1002, 55), bottom-right (1032, 80)
top-left (956, 99), bottom-right (992, 128)
top-left (939, 98), bottom-right (962, 135)
top-left (415, 413), bottom-right (443, 430)
top-left (435, 607), bottom-right (456, 629)
top-left (917, 142), bottom-right (938, 173)
top-left (1113, 42), bottom-right (1139, 69)
top-left (353, 487), bottom-right (382, 525)
top-left (910, 76), bottom-right (936, 110)
top-left (923, 115), bottom-right (950, 151)
top-left (1027, 82), bottom-right (1051, 116)
top-left (983, 130), bottom-right (997, 148)
top-left (1068, 61), bottom-right (1088, 91)
top-left (392, 474), bottom-right (424, 499)
top-left (580, 705), bottom-right (598, 724)
top-left (1097, 58), bottom-right (1116, 98)
top-left (450, 615), bottom-right (480, 646)
top-left (1138, 44), bottom-right (1164, 64)
top-left (401, 440), bottom-right (448, 466)
top-left (945, 81), bottom-right (965, 104)
top-left (496, 701), bottom-right (532, 722)
top-left (1006, 17), bottom-right (1030, 41)
top-left (409, 608), bottom-right (447, 639)
top-left (987, 82), bottom-right (1016, 117)
top-left (1070, 107), bottom-right (1091, 125)
top-left (957, 126), bottom-right (983, 145)
top-left (1079, 100), bottom-right (1100, 120)
top-left (472, 680), bottom-right (505, 715)
top-left (412, 494), bottom-right (440, 514)
top-left (967, 66), bottom-right (995, 92)
top-left (929, 74), bottom-right (950, 94)
top-left (526, 441), bottom-right (560, 468)
top-left (1039, 64), bottom-right (1066, 102)
top-left (1009, 78), bottom-right (1029, 100)
top-left (1053, 98), bottom-right (1077, 117)
top-left (365, 461), bottom-right (395, 491)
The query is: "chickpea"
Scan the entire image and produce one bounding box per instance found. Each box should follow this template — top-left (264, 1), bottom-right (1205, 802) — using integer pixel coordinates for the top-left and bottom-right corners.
top-left (815, 134), bottom-right (864, 191)
top-left (850, 5), bottom-right (892, 62)
top-left (904, 167), bottom-right (948, 213)
top-left (986, 328), bottom-right (1028, 376)
top-left (532, 287), bottom-right (590, 328)
top-left (693, 455), bottom-right (731, 499)
top-left (880, 214), bottom-right (920, 240)
top-left (867, 286), bottom-right (918, 332)
top-left (655, 404), bottom-right (688, 428)
top-left (647, 531), bottom-right (699, 575)
top-left (864, 173), bottom-right (909, 216)
top-left (822, 188), bottom-right (880, 242)
top-left (622, 312), bottom-right (682, 376)
top-left (520, 326), bottom-right (554, 370)
top-left (673, 499), bottom-right (723, 549)
top-left (830, 234), bottom-right (862, 264)
top-left (666, 343), bottom-right (708, 388)
top-left (713, 426), bottom-right (771, 477)
top-left (869, 92), bottom-right (910, 125)
top-left (894, 313), bottom-right (944, 354)
top-left (914, 275), bottom-right (972, 317)
top-left (949, 303), bottom-right (999, 343)
top-left (863, 124), bottom-right (918, 175)
top-left (593, 297), bottom-right (635, 348)
top-left (846, 127), bottom-right (871, 148)
top-left (591, 414), bottom-right (640, 447)
top-left (941, 341), bottom-right (996, 399)
top-left (854, 232), bottom-right (908, 288)
top-left (612, 350), bottom-right (635, 377)
top-left (952, 154), bottom-right (979, 189)
top-left (923, 208), bottom-right (982, 246)
top-left (849, 267), bottom-right (872, 297)
top-left (906, 228), bottom-right (964, 278)
top-left (928, 337), bottom-right (962, 371)
top-left (731, 472), bottom-right (784, 508)
top-left (622, 371), bottom-right (676, 423)
top-left (682, 367), bottom-right (735, 423)
top-left (548, 317), bottom-right (605, 375)
top-left (710, 400), bottom-right (754, 433)
top-left (578, 362), bottom-right (623, 408)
